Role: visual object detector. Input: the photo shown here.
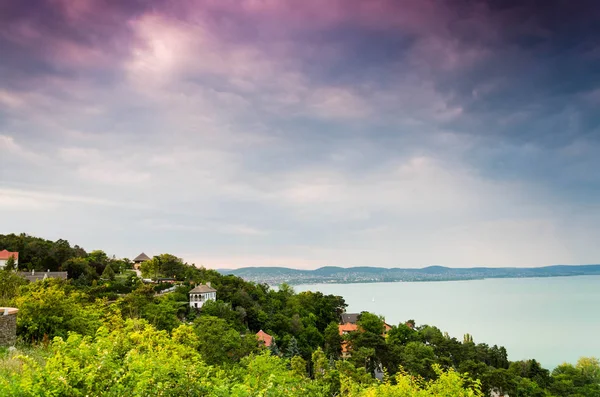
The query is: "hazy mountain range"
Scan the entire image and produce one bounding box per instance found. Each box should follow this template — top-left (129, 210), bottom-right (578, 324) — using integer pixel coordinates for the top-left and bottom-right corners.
top-left (218, 264), bottom-right (600, 285)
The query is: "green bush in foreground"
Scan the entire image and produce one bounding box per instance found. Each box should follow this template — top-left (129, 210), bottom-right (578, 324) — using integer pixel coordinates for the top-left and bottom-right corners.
top-left (0, 318), bottom-right (481, 396)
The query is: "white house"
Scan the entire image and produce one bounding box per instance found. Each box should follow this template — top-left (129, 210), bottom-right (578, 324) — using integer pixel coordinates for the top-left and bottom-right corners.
top-left (0, 250), bottom-right (18, 269)
top-left (189, 283), bottom-right (217, 308)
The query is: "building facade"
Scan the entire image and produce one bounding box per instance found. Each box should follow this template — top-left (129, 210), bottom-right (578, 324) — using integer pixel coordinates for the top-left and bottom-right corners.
top-left (189, 283), bottom-right (217, 308)
top-left (0, 250), bottom-right (18, 269)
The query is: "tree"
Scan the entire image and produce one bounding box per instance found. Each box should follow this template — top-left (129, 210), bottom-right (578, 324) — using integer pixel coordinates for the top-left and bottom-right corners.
top-left (324, 321), bottom-right (342, 359)
top-left (193, 315), bottom-right (257, 365)
top-left (0, 269), bottom-right (26, 306)
top-left (397, 341), bottom-right (437, 379)
top-left (87, 250), bottom-right (109, 276)
top-left (101, 263), bottom-right (115, 281)
top-left (62, 257), bottom-right (96, 284)
top-left (286, 336), bottom-right (301, 358)
top-left (349, 312), bottom-right (388, 375)
top-left (141, 296), bottom-right (181, 332)
top-left (550, 357), bottom-right (600, 396)
top-left (155, 254), bottom-right (187, 280)
top-left (15, 280), bottom-right (102, 341)
top-left (291, 355), bottom-right (308, 378)
top-left (312, 347), bottom-right (328, 380)
top-left (357, 312), bottom-right (385, 335)
top-left (139, 259), bottom-right (159, 279)
top-left (199, 299), bottom-right (245, 330)
top-left (387, 322), bottom-right (418, 346)
top-left (577, 357), bottom-right (600, 382)
top-left (4, 256), bottom-right (16, 271)
top-left (269, 341), bottom-right (281, 356)
top-left (509, 359), bottom-right (551, 388)
top-left (345, 364), bottom-right (484, 397)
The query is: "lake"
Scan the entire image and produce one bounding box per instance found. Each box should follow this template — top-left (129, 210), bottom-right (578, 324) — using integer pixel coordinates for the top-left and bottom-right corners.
top-left (295, 275), bottom-right (600, 369)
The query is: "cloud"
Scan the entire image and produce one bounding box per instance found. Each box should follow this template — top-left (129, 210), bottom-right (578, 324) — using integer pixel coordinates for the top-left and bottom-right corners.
top-left (0, 188), bottom-right (147, 210)
top-left (1, 0), bottom-right (599, 267)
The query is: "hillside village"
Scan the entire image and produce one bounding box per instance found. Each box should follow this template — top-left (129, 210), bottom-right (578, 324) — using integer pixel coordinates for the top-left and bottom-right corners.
top-left (2, 244), bottom-right (400, 365)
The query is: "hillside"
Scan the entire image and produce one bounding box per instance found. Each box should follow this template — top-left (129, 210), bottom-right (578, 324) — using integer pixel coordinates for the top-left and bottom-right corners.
top-left (220, 264), bottom-right (600, 285)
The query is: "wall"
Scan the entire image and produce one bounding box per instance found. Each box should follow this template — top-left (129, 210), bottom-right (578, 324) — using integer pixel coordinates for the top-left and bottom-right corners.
top-left (0, 308), bottom-right (18, 346)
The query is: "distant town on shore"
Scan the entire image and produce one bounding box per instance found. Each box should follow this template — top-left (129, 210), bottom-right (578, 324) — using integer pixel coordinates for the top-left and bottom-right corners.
top-left (220, 264), bottom-right (600, 285)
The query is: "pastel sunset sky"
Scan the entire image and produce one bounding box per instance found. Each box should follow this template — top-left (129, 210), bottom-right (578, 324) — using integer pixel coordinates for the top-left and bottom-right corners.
top-left (1, 0), bottom-right (599, 268)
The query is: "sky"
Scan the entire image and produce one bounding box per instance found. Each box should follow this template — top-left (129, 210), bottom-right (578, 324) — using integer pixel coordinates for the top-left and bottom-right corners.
top-left (1, 0), bottom-right (600, 269)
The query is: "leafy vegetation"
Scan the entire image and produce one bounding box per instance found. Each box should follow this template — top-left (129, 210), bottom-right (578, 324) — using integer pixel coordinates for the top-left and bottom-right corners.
top-left (1, 233), bottom-right (598, 396)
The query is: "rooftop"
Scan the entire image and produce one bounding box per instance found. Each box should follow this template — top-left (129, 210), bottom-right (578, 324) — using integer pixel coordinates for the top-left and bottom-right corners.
top-left (133, 252), bottom-right (151, 262)
top-left (0, 250), bottom-right (18, 261)
top-left (256, 330), bottom-right (273, 347)
top-left (17, 271), bottom-right (68, 282)
top-left (189, 283), bottom-right (217, 294)
top-left (341, 313), bottom-right (359, 324)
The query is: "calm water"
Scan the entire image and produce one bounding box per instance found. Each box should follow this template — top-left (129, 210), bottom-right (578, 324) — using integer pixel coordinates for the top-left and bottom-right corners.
top-left (296, 276), bottom-right (600, 369)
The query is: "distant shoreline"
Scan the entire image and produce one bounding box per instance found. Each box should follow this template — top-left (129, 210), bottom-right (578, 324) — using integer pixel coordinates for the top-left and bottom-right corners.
top-left (219, 264), bottom-right (600, 286)
top-left (288, 273), bottom-right (600, 286)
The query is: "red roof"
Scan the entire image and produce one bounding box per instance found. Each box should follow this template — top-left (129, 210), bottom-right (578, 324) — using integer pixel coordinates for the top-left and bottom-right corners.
top-left (338, 323), bottom-right (358, 335)
top-left (256, 330), bottom-right (273, 347)
top-left (0, 250), bottom-right (18, 261)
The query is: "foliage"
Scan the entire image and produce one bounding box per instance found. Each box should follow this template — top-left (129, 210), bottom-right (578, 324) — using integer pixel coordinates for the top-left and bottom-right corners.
top-left (0, 268), bottom-right (27, 306)
top-left (0, 234), bottom-right (86, 272)
top-left (15, 279), bottom-right (103, 342)
top-left (2, 234), bottom-right (600, 396)
top-left (343, 365), bottom-right (483, 396)
top-left (549, 357), bottom-right (600, 396)
top-left (4, 256), bottom-right (16, 271)
top-left (286, 336), bottom-right (301, 358)
top-left (140, 254), bottom-right (189, 280)
top-left (101, 262), bottom-right (116, 281)
top-left (324, 321), bottom-right (343, 359)
top-left (291, 355), bottom-right (309, 378)
top-left (193, 315), bottom-right (258, 365)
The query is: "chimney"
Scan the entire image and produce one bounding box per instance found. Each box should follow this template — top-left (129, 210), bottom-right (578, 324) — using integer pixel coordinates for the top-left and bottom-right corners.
top-left (207, 282), bottom-right (211, 287)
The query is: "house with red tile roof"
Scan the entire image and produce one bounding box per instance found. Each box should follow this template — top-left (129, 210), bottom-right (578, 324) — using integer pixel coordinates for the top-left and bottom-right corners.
top-left (338, 313), bottom-right (393, 357)
top-left (338, 322), bottom-right (358, 357)
top-left (0, 250), bottom-right (18, 269)
top-left (256, 330), bottom-right (273, 347)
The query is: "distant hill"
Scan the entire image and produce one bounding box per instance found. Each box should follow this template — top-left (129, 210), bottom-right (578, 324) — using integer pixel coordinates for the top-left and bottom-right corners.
top-left (218, 264), bottom-right (600, 285)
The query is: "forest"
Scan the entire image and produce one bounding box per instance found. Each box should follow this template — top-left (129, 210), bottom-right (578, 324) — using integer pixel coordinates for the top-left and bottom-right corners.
top-left (0, 233), bottom-right (598, 396)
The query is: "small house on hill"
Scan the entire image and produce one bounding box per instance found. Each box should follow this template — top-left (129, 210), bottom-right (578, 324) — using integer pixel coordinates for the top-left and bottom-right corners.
top-left (256, 330), bottom-right (273, 347)
top-left (341, 312), bottom-right (392, 333)
top-left (0, 250), bottom-right (18, 269)
top-left (133, 253), bottom-right (151, 270)
top-left (189, 283), bottom-right (217, 308)
top-left (339, 312), bottom-right (393, 358)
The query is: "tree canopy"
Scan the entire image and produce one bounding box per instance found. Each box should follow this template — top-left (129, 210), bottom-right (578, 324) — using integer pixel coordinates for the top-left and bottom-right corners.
top-left (1, 233), bottom-right (598, 396)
